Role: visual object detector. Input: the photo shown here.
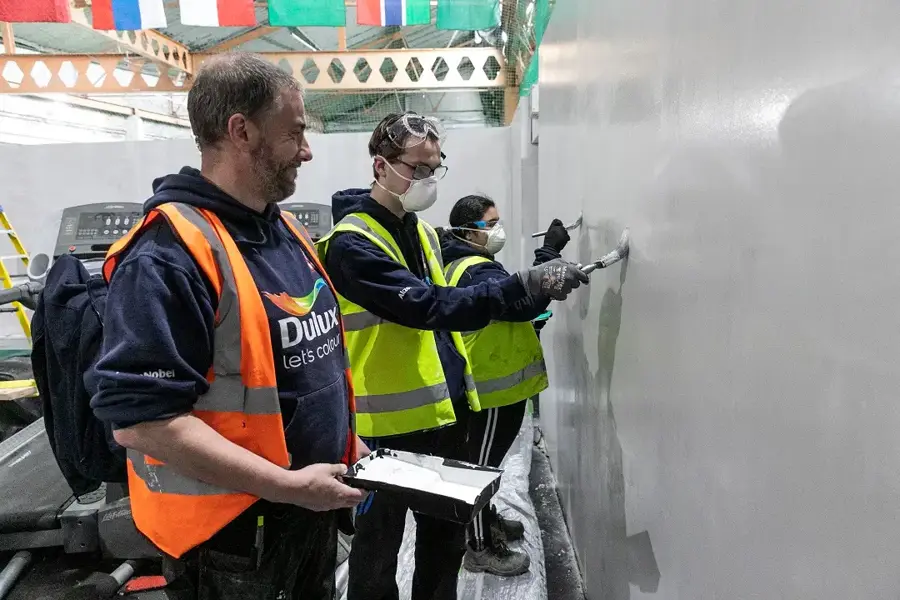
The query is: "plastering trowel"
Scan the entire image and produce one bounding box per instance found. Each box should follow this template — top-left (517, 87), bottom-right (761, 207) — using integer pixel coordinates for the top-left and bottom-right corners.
top-left (531, 214), bottom-right (584, 238)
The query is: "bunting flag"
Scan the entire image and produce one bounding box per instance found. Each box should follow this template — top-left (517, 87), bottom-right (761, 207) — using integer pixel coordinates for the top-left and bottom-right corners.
top-left (179, 0), bottom-right (257, 27)
top-left (268, 0), bottom-right (345, 27)
top-left (519, 0), bottom-right (550, 96)
top-left (436, 0), bottom-right (500, 31)
top-left (0, 0), bottom-right (71, 23)
top-left (92, 0), bottom-right (167, 30)
top-left (357, 0), bottom-right (431, 27)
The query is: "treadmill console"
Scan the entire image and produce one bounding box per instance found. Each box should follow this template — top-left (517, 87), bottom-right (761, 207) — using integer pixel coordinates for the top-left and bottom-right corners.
top-left (281, 202), bottom-right (332, 241)
top-left (53, 203), bottom-right (144, 268)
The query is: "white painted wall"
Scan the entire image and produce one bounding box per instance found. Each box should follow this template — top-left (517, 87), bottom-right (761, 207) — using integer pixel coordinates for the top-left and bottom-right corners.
top-left (537, 0), bottom-right (900, 598)
top-left (0, 128), bottom-right (513, 256)
top-left (0, 127), bottom-right (514, 340)
top-left (0, 95), bottom-right (191, 144)
top-left (506, 98), bottom-right (543, 274)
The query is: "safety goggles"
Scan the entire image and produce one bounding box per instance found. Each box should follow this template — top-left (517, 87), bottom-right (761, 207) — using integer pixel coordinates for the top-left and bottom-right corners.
top-left (385, 113), bottom-right (447, 149)
top-left (455, 219), bottom-right (502, 232)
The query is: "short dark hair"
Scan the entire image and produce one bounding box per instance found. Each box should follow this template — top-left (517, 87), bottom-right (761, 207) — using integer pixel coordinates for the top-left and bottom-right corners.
top-left (187, 52), bottom-right (300, 150)
top-left (449, 194), bottom-right (496, 228)
top-left (368, 112), bottom-right (438, 177)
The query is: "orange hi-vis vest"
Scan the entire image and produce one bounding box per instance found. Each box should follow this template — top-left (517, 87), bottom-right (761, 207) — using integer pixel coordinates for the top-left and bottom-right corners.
top-left (103, 202), bottom-right (357, 559)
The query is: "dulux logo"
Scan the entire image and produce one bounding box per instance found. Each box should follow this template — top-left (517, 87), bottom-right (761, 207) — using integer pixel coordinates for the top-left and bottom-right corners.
top-left (278, 307), bottom-right (339, 348)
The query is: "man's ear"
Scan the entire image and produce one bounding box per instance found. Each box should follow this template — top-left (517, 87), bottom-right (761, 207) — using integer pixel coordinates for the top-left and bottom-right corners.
top-left (227, 113), bottom-right (258, 151)
top-left (373, 157), bottom-right (387, 180)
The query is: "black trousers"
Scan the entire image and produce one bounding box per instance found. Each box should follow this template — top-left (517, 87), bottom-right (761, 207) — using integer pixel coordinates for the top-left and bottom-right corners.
top-left (163, 501), bottom-right (338, 600)
top-left (348, 421), bottom-right (469, 600)
top-left (466, 400), bottom-right (527, 549)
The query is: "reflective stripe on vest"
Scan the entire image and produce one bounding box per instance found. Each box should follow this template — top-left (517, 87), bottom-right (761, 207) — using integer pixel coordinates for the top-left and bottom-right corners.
top-left (103, 202), bottom-right (355, 559)
top-left (444, 255), bottom-right (549, 409)
top-left (317, 212), bottom-right (480, 438)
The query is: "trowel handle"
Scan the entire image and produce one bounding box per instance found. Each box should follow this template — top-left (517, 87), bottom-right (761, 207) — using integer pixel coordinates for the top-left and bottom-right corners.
top-left (580, 262), bottom-right (600, 276)
top-left (531, 220), bottom-right (581, 238)
top-left (579, 249), bottom-right (625, 276)
top-left (579, 228), bottom-right (630, 275)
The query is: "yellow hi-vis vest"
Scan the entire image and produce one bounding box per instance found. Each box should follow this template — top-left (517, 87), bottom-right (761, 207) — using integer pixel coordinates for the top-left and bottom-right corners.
top-left (444, 255), bottom-right (549, 409)
top-left (317, 212), bottom-right (481, 438)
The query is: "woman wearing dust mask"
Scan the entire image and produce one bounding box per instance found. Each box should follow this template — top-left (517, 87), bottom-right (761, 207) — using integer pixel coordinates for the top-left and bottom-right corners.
top-left (439, 194), bottom-right (571, 577)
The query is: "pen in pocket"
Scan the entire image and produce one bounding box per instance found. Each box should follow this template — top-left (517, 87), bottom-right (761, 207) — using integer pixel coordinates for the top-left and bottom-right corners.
top-left (254, 515), bottom-right (265, 569)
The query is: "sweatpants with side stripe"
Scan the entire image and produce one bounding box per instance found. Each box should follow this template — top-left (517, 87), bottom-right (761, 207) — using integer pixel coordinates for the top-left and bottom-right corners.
top-left (466, 400), bottom-right (527, 549)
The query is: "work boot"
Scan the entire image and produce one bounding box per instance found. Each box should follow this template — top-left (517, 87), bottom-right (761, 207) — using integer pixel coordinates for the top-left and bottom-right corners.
top-left (463, 539), bottom-right (530, 577)
top-left (490, 505), bottom-right (525, 542)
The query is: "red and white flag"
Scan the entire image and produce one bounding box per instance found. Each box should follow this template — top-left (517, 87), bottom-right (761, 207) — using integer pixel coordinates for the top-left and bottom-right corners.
top-left (0, 0), bottom-right (71, 23)
top-left (178, 0), bottom-right (256, 27)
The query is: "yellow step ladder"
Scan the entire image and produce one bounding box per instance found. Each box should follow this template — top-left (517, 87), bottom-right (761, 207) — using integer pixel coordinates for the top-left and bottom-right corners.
top-left (0, 206), bottom-right (33, 342)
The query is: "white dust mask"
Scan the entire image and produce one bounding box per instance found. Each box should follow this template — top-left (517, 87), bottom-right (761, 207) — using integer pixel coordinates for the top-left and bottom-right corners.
top-left (456, 222), bottom-right (506, 255)
top-left (483, 223), bottom-right (506, 254)
top-left (398, 177), bottom-right (438, 212)
top-left (376, 160), bottom-right (439, 213)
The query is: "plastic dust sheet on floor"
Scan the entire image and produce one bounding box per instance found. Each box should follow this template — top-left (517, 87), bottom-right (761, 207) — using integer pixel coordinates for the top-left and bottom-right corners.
top-left (336, 411), bottom-right (547, 600)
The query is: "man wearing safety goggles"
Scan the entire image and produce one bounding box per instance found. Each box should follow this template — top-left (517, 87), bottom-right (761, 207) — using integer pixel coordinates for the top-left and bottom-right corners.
top-left (315, 112), bottom-right (589, 600)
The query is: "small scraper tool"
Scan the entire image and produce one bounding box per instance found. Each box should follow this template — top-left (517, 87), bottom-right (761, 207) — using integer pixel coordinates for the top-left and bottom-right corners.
top-left (531, 214), bottom-right (583, 238)
top-left (580, 228), bottom-right (630, 275)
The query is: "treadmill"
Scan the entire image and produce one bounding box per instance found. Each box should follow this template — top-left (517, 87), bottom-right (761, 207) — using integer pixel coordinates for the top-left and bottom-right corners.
top-left (0, 203), bottom-right (173, 600)
top-left (53, 203), bottom-right (145, 275)
top-left (280, 202), bottom-right (332, 242)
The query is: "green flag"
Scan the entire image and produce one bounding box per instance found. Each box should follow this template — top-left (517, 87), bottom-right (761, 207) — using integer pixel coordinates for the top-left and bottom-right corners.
top-left (520, 0), bottom-right (551, 96)
top-left (436, 0), bottom-right (500, 31)
top-left (268, 0), bottom-right (346, 27)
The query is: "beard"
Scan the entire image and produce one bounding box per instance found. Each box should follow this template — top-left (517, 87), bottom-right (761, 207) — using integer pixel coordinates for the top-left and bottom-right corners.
top-left (251, 143), bottom-right (299, 204)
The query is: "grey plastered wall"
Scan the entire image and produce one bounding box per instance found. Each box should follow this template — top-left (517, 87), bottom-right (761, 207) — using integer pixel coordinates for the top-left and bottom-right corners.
top-left (0, 126), bottom-right (512, 340)
top-left (506, 100), bottom-right (542, 273)
top-left (536, 0), bottom-right (900, 598)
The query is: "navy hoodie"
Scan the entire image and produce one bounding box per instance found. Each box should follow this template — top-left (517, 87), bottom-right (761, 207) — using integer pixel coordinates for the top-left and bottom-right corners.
top-left (439, 232), bottom-right (559, 321)
top-left (90, 167), bottom-right (350, 468)
top-left (322, 190), bottom-right (531, 423)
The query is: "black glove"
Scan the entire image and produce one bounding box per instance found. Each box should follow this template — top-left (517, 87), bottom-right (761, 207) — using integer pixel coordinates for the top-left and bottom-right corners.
top-left (517, 258), bottom-right (589, 301)
top-left (543, 219), bottom-right (570, 253)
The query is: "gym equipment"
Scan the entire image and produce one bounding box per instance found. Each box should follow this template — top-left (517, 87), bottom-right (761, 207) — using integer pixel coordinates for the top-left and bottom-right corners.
top-left (281, 202), bottom-right (332, 240)
top-left (0, 552), bottom-right (30, 599)
top-left (0, 250), bottom-right (49, 310)
top-left (0, 201), bottom-right (344, 598)
top-left (0, 253), bottom-right (49, 413)
top-left (0, 203), bottom-right (172, 600)
top-left (53, 203), bottom-right (143, 275)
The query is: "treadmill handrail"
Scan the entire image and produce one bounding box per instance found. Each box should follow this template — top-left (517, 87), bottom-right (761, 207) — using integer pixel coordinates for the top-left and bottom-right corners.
top-left (0, 418), bottom-right (45, 464)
